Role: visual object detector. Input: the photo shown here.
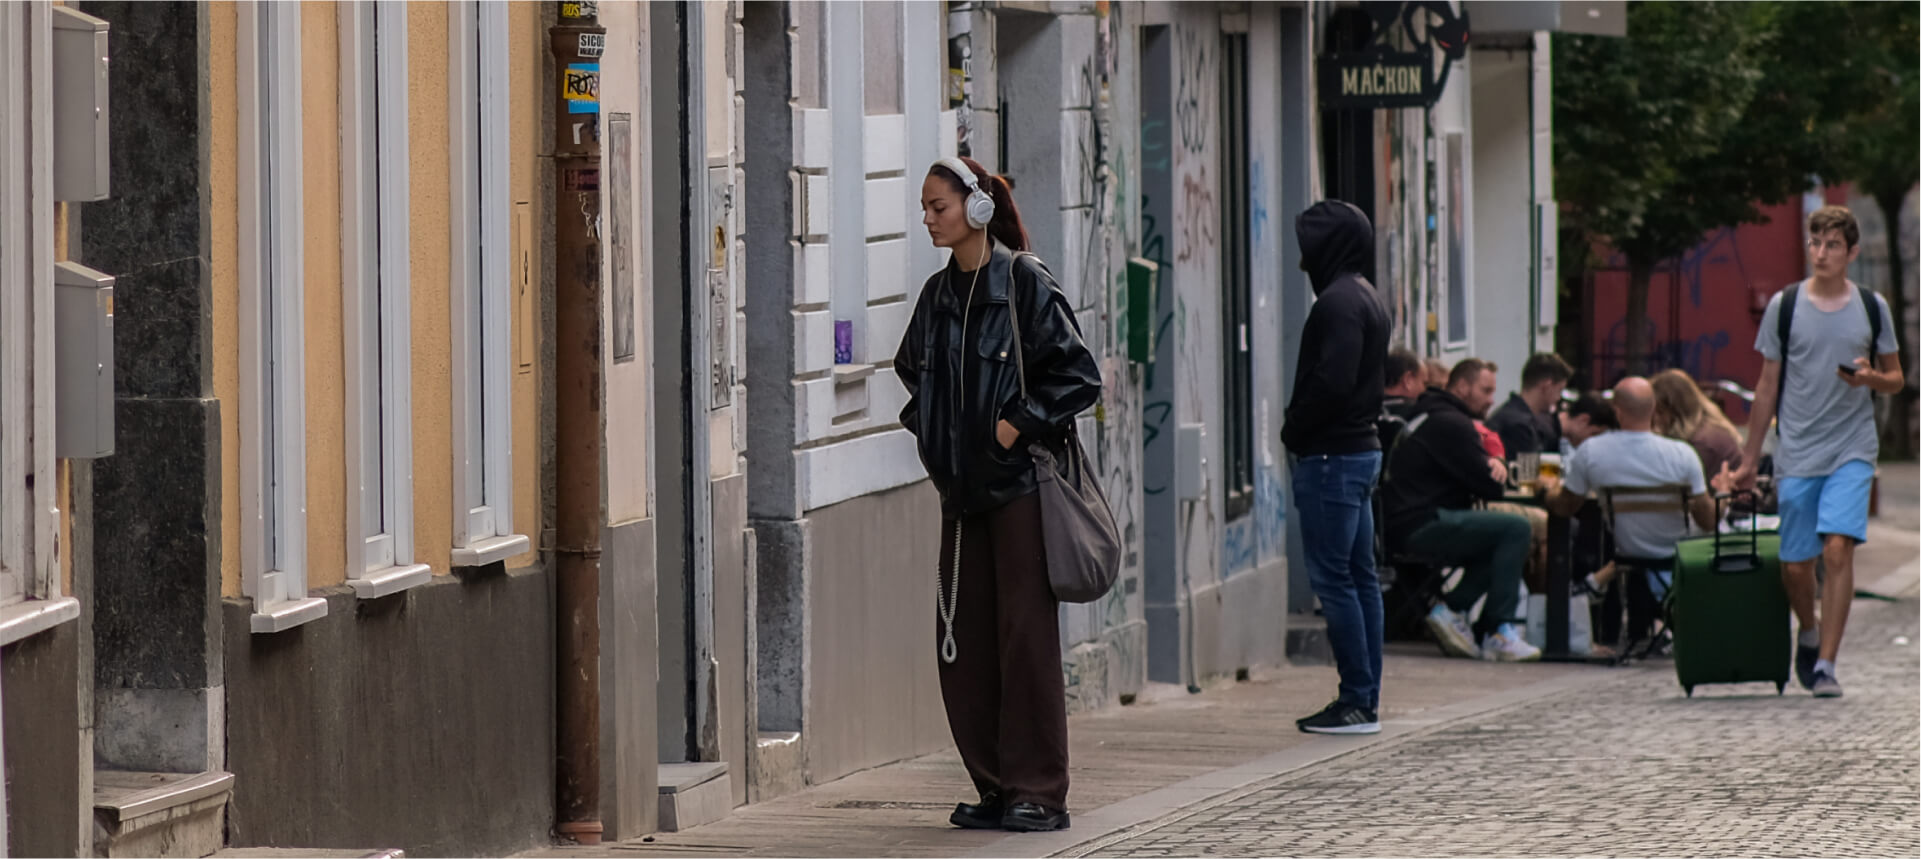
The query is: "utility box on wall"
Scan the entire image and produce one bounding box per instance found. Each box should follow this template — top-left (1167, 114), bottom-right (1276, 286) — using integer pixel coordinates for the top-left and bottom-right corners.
top-left (51, 6), bottom-right (110, 202)
top-left (1126, 257), bottom-right (1158, 364)
top-left (55, 262), bottom-right (114, 459)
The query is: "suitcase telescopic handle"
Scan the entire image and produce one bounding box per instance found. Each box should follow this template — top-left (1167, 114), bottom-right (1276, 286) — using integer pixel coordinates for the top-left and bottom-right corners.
top-left (1711, 490), bottom-right (1763, 574)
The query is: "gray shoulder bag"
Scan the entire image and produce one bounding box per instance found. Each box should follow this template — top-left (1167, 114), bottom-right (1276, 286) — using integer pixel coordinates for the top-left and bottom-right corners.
top-left (1007, 253), bottom-right (1122, 604)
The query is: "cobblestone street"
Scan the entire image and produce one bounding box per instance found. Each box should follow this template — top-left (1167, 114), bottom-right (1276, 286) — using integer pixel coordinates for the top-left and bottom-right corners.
top-left (1064, 597), bottom-right (1920, 858)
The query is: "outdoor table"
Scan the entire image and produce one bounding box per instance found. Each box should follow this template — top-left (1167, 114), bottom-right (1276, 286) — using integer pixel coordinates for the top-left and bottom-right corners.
top-left (1499, 490), bottom-right (1600, 663)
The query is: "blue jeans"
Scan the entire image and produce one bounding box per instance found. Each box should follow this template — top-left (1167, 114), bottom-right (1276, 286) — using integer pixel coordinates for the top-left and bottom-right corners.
top-left (1289, 451), bottom-right (1384, 710)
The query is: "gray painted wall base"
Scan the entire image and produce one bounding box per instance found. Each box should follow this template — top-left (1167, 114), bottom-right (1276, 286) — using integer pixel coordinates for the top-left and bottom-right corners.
top-left (1147, 561), bottom-right (1289, 686)
top-left (222, 568), bottom-right (554, 858)
top-left (600, 518), bottom-right (659, 841)
top-left (799, 482), bottom-right (950, 786)
top-left (1285, 614), bottom-right (1336, 666)
top-left (3, 623), bottom-right (84, 858)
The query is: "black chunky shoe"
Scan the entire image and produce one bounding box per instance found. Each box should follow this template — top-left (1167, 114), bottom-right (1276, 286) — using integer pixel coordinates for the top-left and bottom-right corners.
top-left (1000, 801), bottom-right (1070, 832)
top-left (949, 792), bottom-right (1003, 830)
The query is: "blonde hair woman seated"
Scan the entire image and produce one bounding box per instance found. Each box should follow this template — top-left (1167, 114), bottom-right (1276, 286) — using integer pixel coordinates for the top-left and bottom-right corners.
top-left (1650, 369), bottom-right (1744, 481)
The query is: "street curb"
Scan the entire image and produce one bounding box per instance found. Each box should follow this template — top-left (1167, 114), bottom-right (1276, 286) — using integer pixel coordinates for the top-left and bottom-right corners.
top-left (1858, 522), bottom-right (1920, 600)
top-left (965, 666), bottom-right (1645, 859)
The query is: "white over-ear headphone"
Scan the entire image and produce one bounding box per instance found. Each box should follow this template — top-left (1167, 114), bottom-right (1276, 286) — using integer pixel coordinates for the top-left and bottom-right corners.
top-left (935, 157), bottom-right (996, 230)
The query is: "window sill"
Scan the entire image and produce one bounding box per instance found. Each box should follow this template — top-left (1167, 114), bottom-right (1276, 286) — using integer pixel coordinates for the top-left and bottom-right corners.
top-left (249, 596), bottom-right (329, 634)
top-left (0, 596), bottom-right (81, 647)
top-left (348, 563), bottom-right (433, 600)
top-left (832, 363), bottom-right (875, 383)
top-left (451, 533), bottom-right (531, 569)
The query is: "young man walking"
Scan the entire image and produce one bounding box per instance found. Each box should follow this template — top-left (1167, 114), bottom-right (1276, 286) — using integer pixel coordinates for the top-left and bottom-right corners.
top-left (1724, 206), bottom-right (1903, 698)
top-left (1283, 200), bottom-right (1391, 734)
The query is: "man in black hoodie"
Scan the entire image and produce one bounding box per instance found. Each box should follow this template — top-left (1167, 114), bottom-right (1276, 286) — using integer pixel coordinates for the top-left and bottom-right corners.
top-left (1282, 200), bottom-right (1390, 735)
top-left (1380, 358), bottom-right (1540, 663)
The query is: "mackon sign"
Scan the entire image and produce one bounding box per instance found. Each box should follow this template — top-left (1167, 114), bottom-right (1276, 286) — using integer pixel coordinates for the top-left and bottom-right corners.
top-left (1319, 53), bottom-right (1432, 108)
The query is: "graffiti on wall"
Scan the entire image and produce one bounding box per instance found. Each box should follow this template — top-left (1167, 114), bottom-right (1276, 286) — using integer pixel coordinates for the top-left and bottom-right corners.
top-left (1177, 167), bottom-right (1217, 264)
top-left (1172, 15), bottom-right (1220, 591)
top-left (1173, 24), bottom-right (1212, 156)
top-left (948, 5), bottom-right (974, 155)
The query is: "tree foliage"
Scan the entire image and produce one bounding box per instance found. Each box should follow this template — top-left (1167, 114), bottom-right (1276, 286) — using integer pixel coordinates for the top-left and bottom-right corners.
top-left (1553, 2), bottom-right (1911, 375)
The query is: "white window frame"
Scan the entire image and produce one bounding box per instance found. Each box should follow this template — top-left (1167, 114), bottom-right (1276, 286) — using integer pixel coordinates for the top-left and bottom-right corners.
top-left (448, 0), bottom-right (527, 567)
top-left (340, 1), bottom-right (428, 599)
top-left (0, 1), bottom-right (78, 646)
top-left (239, 0), bottom-right (326, 633)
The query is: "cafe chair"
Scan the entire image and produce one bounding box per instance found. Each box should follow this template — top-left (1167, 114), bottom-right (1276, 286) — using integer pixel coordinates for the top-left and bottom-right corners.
top-left (1597, 484), bottom-right (1695, 665)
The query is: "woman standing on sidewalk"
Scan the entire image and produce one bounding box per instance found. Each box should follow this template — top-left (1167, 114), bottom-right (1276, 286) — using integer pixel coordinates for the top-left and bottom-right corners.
top-left (895, 156), bottom-right (1102, 833)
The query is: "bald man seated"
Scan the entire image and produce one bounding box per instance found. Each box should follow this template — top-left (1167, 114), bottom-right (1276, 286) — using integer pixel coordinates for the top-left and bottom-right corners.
top-left (1537, 377), bottom-right (1716, 652)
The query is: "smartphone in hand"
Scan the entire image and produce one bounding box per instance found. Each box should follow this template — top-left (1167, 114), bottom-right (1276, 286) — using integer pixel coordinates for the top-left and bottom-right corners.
top-left (1838, 363), bottom-right (1860, 376)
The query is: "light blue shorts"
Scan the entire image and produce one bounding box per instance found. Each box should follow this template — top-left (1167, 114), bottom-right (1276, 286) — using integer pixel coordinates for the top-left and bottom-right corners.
top-left (1777, 459), bottom-right (1875, 563)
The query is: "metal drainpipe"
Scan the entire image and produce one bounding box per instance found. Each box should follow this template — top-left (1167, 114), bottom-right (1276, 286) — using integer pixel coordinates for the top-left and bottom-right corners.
top-left (553, 2), bottom-right (606, 846)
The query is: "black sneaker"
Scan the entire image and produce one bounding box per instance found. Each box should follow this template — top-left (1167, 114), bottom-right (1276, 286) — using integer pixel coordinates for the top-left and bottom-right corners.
top-left (1796, 641), bottom-right (1820, 691)
top-left (1298, 701), bottom-right (1380, 735)
top-left (1295, 700), bottom-right (1342, 727)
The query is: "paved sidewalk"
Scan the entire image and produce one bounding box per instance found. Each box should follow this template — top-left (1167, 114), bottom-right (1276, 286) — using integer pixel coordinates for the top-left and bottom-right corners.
top-left (525, 471), bottom-right (1919, 859)
top-left (525, 647), bottom-right (1605, 858)
top-left (1060, 596), bottom-right (1918, 857)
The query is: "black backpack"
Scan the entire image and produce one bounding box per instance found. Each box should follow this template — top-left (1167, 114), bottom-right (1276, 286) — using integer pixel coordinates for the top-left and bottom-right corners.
top-left (1775, 280), bottom-right (1883, 396)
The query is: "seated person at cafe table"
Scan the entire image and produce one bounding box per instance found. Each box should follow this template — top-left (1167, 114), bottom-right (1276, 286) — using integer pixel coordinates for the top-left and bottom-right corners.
top-left (1558, 391), bottom-right (1619, 455)
top-left (1538, 377), bottom-right (1716, 650)
top-left (1380, 358), bottom-right (1540, 663)
top-left (1488, 352), bottom-right (1573, 459)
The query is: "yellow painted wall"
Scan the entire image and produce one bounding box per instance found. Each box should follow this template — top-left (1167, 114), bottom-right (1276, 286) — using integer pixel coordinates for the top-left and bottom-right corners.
top-left (211, 0), bottom-right (546, 598)
top-left (508, 0), bottom-right (542, 569)
top-left (211, 1), bottom-right (240, 599)
top-left (302, 0), bottom-right (347, 589)
top-left (409, 0), bottom-right (455, 578)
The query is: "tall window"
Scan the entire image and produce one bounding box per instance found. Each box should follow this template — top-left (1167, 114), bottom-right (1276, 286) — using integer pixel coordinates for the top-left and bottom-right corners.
top-left (1220, 33), bottom-right (1253, 520)
top-left (0, 2), bottom-right (75, 643)
top-left (449, 0), bottom-right (525, 565)
top-left (342, 1), bottom-right (428, 597)
top-left (240, 0), bottom-right (325, 631)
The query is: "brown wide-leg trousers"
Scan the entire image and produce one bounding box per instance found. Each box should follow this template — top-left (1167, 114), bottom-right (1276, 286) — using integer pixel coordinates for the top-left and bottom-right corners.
top-left (935, 490), bottom-right (1070, 811)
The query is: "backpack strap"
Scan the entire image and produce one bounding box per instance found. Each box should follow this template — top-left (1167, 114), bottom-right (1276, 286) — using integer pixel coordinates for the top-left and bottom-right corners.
top-left (1775, 282), bottom-right (1800, 398)
top-left (1858, 283), bottom-right (1883, 361)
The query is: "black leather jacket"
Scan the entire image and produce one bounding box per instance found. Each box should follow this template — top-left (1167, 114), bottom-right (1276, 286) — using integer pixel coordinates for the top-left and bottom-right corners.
top-left (896, 242), bottom-right (1102, 518)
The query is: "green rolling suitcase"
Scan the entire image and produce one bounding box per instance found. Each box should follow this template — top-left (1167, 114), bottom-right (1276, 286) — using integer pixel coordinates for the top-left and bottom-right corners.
top-left (1667, 497), bottom-right (1791, 697)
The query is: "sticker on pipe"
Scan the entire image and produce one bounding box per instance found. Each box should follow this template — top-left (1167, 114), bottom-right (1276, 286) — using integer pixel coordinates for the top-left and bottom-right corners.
top-left (563, 63), bottom-right (600, 114)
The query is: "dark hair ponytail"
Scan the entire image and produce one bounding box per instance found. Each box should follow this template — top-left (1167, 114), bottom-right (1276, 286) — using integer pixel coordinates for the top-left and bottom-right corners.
top-left (932, 155), bottom-right (1031, 253)
top-left (980, 171), bottom-right (1030, 253)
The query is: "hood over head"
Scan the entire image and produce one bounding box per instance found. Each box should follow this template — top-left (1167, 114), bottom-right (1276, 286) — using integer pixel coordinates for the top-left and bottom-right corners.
top-left (1295, 200), bottom-right (1375, 295)
top-left (1411, 386), bottom-right (1471, 420)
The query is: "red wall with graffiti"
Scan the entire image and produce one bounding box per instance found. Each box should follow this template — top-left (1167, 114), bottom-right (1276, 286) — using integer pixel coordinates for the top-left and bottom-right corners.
top-left (1582, 195), bottom-right (1836, 423)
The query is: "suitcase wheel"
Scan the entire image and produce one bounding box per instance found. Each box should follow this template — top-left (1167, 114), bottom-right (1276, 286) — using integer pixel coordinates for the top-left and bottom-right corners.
top-left (1684, 685), bottom-right (1694, 698)
top-left (1776, 682), bottom-right (1785, 695)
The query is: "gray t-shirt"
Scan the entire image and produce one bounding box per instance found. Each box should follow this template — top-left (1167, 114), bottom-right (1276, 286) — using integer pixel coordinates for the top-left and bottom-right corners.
top-left (1755, 283), bottom-right (1899, 478)
top-left (1563, 430), bottom-right (1707, 560)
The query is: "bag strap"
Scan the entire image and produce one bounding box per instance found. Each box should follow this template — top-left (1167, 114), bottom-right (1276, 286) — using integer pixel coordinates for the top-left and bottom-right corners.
top-left (1005, 251), bottom-right (1083, 448)
top-left (1776, 282), bottom-right (1799, 399)
top-left (1858, 282), bottom-right (1883, 364)
top-left (1007, 253), bottom-right (1030, 399)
